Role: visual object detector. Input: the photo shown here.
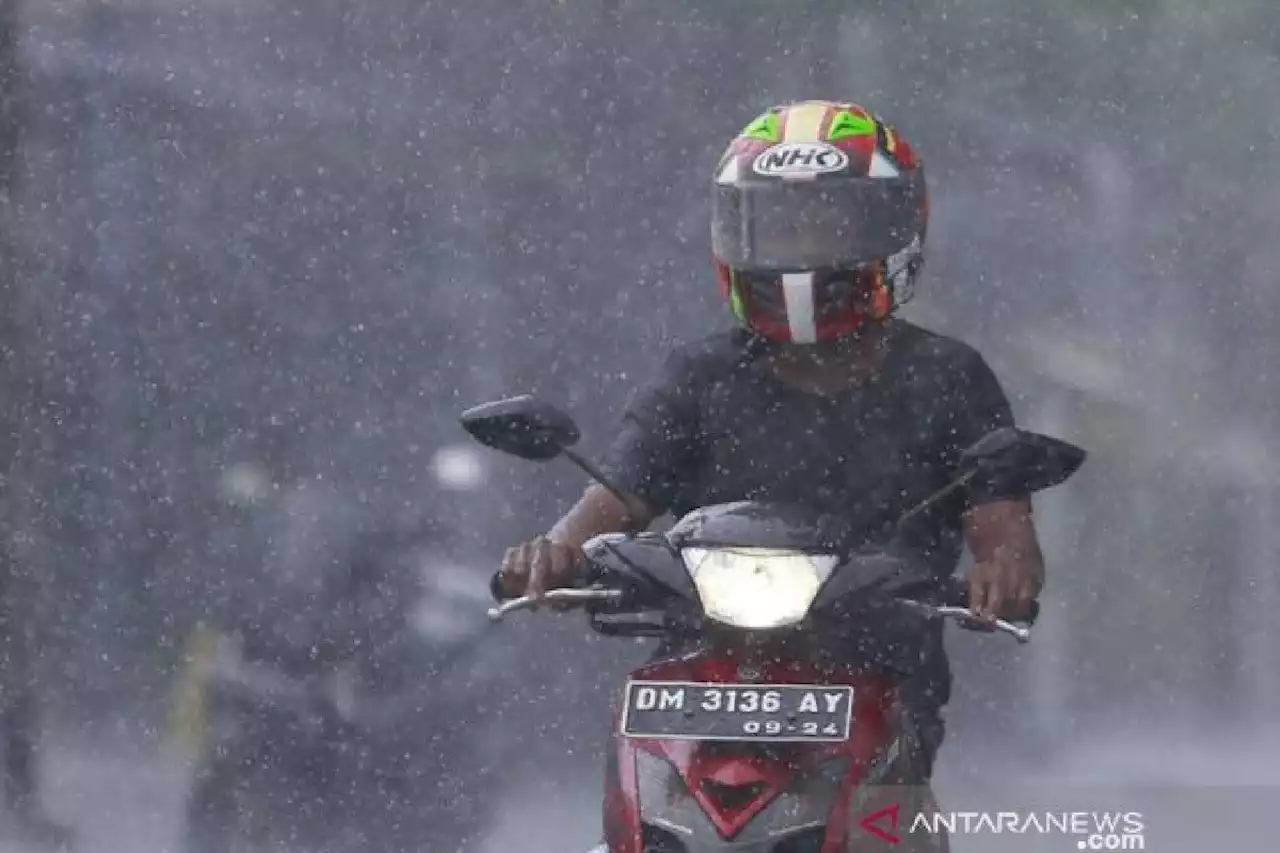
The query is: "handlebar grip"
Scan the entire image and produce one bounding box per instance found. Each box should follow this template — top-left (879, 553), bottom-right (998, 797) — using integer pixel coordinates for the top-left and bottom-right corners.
top-left (939, 575), bottom-right (1040, 624)
top-left (489, 541), bottom-right (600, 603)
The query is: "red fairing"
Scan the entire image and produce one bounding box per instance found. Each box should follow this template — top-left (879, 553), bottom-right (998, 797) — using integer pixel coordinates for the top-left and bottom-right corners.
top-left (603, 736), bottom-right (643, 853)
top-left (602, 651), bottom-right (896, 852)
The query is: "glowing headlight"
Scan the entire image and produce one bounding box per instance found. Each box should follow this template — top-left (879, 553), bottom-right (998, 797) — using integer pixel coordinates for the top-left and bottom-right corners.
top-left (681, 547), bottom-right (838, 629)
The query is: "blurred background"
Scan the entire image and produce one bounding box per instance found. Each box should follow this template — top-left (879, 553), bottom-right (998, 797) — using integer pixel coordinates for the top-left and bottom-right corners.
top-left (1, 0), bottom-right (1278, 851)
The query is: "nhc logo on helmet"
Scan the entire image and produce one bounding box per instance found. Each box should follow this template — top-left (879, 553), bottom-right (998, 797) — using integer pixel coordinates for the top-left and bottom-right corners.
top-left (752, 142), bottom-right (849, 177)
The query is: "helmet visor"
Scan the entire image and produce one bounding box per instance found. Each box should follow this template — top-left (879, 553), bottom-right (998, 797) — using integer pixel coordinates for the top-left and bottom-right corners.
top-left (711, 176), bottom-right (925, 271)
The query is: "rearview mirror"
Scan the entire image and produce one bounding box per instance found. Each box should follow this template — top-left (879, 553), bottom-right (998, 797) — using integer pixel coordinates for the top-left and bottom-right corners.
top-left (459, 395), bottom-right (581, 461)
top-left (959, 427), bottom-right (1086, 495)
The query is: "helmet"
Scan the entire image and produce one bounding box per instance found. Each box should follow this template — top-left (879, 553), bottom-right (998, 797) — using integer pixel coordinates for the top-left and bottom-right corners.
top-left (710, 100), bottom-right (928, 344)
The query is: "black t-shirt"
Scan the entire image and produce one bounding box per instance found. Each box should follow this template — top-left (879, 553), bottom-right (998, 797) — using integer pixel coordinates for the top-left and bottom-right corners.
top-left (602, 320), bottom-right (1015, 578)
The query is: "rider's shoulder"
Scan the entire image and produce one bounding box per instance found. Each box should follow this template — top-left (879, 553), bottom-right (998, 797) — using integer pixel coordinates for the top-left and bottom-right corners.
top-left (658, 328), bottom-right (757, 386)
top-left (888, 319), bottom-right (992, 373)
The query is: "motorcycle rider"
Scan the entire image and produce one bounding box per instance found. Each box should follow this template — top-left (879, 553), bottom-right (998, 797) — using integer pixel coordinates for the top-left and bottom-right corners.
top-left (495, 100), bottom-right (1046, 783)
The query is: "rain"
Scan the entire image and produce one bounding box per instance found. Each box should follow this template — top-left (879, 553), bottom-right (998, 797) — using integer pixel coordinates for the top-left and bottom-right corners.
top-left (1, 1), bottom-right (1278, 851)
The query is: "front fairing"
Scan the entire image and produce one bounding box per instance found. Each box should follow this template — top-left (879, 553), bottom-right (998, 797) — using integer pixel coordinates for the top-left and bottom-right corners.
top-left (597, 504), bottom-right (947, 852)
top-left (633, 746), bottom-right (851, 852)
top-left (585, 501), bottom-right (939, 636)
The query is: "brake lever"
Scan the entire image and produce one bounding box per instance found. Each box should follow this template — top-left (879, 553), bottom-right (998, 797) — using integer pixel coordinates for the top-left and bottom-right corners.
top-left (486, 587), bottom-right (625, 622)
top-left (899, 600), bottom-right (1032, 644)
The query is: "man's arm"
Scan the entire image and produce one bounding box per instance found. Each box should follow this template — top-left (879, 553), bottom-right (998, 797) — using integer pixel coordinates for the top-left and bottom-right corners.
top-left (497, 347), bottom-right (704, 598)
top-left (946, 346), bottom-right (1045, 619)
top-left (547, 483), bottom-right (656, 550)
top-left (964, 497), bottom-right (1045, 619)
top-left (494, 484), bottom-right (655, 599)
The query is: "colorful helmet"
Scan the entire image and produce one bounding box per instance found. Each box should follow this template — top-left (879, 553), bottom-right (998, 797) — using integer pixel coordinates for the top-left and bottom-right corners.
top-left (711, 100), bottom-right (928, 344)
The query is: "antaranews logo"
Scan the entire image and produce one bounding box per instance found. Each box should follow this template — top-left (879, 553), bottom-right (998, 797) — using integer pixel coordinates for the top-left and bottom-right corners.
top-left (859, 803), bottom-right (902, 844)
top-left (859, 804), bottom-right (1146, 850)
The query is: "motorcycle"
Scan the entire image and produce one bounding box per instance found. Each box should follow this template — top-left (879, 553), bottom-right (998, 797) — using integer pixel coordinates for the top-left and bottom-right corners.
top-left (176, 522), bottom-right (506, 853)
top-left (460, 395), bottom-right (1085, 853)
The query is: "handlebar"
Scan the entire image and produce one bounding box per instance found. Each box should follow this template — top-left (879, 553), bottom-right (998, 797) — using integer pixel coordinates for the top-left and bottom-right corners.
top-left (486, 586), bottom-right (1032, 643)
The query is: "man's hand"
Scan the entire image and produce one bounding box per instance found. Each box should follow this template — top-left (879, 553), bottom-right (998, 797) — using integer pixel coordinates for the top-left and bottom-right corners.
top-left (963, 497), bottom-right (1045, 623)
top-left (492, 484), bottom-right (655, 602)
top-left (967, 555), bottom-right (1043, 622)
top-left (495, 536), bottom-right (583, 600)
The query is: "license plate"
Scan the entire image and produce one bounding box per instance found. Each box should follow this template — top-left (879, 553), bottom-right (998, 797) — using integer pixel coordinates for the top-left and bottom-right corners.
top-left (620, 681), bottom-right (854, 742)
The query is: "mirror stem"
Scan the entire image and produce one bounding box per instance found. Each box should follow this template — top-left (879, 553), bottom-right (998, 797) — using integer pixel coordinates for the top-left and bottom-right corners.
top-left (560, 447), bottom-right (638, 513)
top-left (895, 469), bottom-right (978, 530)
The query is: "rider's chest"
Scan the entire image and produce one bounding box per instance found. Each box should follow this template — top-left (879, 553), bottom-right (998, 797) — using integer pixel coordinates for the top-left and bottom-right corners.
top-left (697, 376), bottom-right (936, 501)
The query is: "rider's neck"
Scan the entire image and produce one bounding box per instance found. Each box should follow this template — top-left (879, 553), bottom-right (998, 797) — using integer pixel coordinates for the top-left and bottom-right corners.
top-left (764, 323), bottom-right (891, 394)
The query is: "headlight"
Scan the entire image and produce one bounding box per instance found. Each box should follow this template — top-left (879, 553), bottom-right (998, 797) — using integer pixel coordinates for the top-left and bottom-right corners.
top-left (681, 547), bottom-right (838, 629)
